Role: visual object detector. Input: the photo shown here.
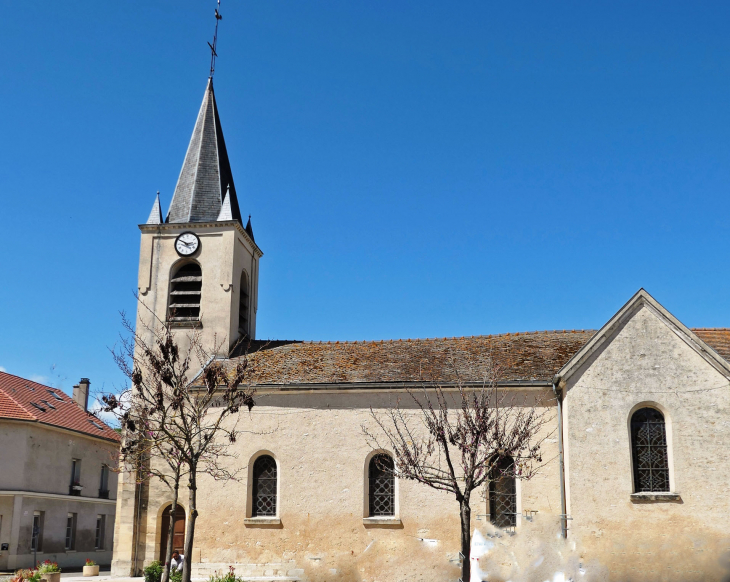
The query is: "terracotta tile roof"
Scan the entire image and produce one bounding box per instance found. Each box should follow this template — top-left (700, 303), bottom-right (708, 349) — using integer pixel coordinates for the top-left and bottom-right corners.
top-left (0, 372), bottom-right (121, 442)
top-left (233, 328), bottom-right (730, 387)
top-left (693, 328), bottom-right (730, 362)
top-left (0, 388), bottom-right (35, 420)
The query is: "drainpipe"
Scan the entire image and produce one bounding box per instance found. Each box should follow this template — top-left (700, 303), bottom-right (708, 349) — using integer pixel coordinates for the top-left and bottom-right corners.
top-left (553, 378), bottom-right (568, 539)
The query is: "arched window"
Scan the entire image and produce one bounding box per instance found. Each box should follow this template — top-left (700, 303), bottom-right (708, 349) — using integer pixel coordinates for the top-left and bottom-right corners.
top-left (631, 407), bottom-right (669, 492)
top-left (368, 454), bottom-right (395, 517)
top-left (252, 455), bottom-right (277, 517)
top-left (489, 456), bottom-right (516, 528)
top-left (169, 263), bottom-right (202, 321)
top-left (238, 271), bottom-right (249, 337)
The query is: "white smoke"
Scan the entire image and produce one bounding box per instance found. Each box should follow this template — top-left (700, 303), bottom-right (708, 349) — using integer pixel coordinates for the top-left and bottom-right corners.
top-left (470, 514), bottom-right (605, 582)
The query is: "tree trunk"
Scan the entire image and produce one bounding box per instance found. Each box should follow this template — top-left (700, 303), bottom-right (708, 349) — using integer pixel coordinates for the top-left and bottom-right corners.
top-left (460, 497), bottom-right (472, 582)
top-left (161, 474), bottom-right (180, 582)
top-left (181, 474), bottom-right (197, 582)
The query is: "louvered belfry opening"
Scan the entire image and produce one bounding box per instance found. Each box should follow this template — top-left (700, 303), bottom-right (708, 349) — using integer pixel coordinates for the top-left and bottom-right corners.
top-left (631, 407), bottom-right (670, 492)
top-left (252, 455), bottom-right (277, 517)
top-left (238, 271), bottom-right (249, 337)
top-left (169, 263), bottom-right (202, 321)
top-left (368, 454), bottom-right (395, 517)
top-left (489, 456), bottom-right (516, 528)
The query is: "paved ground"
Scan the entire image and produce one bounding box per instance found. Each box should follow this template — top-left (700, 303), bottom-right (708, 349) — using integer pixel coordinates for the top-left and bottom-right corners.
top-left (0, 574), bottom-right (294, 582)
top-left (59, 573), bottom-right (141, 582)
top-left (0, 573), bottom-right (142, 582)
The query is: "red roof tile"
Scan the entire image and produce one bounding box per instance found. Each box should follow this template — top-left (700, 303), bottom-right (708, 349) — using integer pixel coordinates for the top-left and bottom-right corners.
top-left (0, 388), bottom-right (35, 420)
top-left (0, 372), bottom-right (120, 442)
top-left (693, 328), bottom-right (730, 362)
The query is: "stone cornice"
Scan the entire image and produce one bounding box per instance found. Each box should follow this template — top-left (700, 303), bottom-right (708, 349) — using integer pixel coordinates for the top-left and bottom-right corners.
top-left (0, 490), bottom-right (117, 504)
top-left (193, 380), bottom-right (553, 395)
top-left (139, 220), bottom-right (263, 258)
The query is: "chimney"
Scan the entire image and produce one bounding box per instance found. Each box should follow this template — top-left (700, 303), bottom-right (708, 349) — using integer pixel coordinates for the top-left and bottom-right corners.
top-left (73, 378), bottom-right (90, 411)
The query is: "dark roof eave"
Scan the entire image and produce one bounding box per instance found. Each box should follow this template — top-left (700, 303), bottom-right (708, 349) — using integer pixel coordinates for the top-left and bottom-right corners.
top-left (191, 379), bottom-right (554, 392)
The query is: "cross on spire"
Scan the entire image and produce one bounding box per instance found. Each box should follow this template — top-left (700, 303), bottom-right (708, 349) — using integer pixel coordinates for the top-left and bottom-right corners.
top-left (208, 0), bottom-right (222, 78)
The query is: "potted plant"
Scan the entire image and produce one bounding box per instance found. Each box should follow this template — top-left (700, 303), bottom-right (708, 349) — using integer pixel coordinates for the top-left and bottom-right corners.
top-left (12, 569), bottom-right (41, 582)
top-left (37, 561), bottom-right (61, 582)
top-left (83, 559), bottom-right (99, 577)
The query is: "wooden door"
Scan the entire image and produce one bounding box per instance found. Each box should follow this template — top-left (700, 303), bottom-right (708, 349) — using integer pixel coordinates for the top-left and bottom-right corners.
top-left (159, 506), bottom-right (186, 561)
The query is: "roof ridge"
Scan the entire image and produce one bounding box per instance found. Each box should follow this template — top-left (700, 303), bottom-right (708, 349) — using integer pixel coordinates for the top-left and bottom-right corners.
top-left (0, 381), bottom-right (37, 421)
top-left (692, 327), bottom-right (730, 331)
top-left (0, 370), bottom-right (45, 384)
top-left (0, 371), bottom-right (68, 397)
top-left (297, 329), bottom-right (598, 346)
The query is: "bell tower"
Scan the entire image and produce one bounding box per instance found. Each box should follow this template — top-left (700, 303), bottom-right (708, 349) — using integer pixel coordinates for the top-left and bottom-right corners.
top-left (136, 78), bottom-right (262, 356)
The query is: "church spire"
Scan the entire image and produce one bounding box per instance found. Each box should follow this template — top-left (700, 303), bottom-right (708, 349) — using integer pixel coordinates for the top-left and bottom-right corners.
top-left (165, 78), bottom-right (243, 224)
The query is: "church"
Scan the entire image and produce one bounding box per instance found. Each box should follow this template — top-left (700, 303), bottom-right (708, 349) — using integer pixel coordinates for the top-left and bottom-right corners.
top-left (111, 74), bottom-right (730, 582)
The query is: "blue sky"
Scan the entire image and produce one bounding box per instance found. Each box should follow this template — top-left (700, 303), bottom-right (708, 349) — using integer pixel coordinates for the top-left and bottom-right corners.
top-left (1, 1), bottom-right (729, 396)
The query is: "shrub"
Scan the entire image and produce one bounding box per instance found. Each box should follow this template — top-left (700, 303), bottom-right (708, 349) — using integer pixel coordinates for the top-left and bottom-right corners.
top-left (169, 569), bottom-right (182, 582)
top-left (143, 561), bottom-right (163, 582)
top-left (37, 562), bottom-right (61, 574)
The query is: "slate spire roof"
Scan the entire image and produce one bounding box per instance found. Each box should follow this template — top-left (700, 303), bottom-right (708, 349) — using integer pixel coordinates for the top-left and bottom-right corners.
top-left (166, 78), bottom-right (243, 224)
top-left (217, 186), bottom-right (233, 221)
top-left (146, 191), bottom-right (163, 225)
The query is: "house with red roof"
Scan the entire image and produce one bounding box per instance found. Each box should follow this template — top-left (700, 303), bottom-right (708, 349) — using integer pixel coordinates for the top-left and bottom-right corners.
top-left (0, 373), bottom-right (120, 571)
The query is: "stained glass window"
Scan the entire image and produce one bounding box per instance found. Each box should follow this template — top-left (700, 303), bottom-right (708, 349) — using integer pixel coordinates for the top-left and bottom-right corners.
top-left (631, 407), bottom-right (669, 492)
top-left (368, 454), bottom-right (395, 517)
top-left (252, 455), bottom-right (277, 517)
top-left (489, 456), bottom-right (516, 528)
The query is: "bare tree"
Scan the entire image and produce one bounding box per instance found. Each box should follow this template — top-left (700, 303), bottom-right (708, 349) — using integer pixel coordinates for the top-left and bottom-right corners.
top-left (103, 311), bottom-right (255, 582)
top-left (363, 362), bottom-right (551, 582)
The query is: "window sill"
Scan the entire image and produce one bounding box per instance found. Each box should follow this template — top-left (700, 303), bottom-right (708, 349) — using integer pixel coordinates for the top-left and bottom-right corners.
top-left (168, 320), bottom-right (202, 329)
top-left (243, 517), bottom-right (281, 527)
top-left (363, 517), bottom-right (402, 527)
top-left (630, 492), bottom-right (681, 502)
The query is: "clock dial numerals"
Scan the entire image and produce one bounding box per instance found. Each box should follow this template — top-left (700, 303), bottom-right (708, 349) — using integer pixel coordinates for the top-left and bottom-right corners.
top-left (175, 232), bottom-right (200, 256)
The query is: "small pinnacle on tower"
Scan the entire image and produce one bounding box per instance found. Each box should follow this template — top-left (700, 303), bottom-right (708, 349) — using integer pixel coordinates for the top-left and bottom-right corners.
top-left (146, 191), bottom-right (163, 225)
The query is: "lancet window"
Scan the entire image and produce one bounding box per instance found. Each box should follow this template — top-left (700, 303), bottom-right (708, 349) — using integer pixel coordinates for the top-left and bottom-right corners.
top-left (631, 407), bottom-right (670, 492)
top-left (368, 454), bottom-right (395, 517)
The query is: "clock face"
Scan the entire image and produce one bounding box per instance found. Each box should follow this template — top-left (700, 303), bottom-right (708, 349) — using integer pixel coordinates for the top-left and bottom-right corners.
top-left (175, 232), bottom-right (200, 256)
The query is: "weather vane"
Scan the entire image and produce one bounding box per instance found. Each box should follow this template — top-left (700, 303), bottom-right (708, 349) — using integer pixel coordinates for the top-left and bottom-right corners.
top-left (208, 0), bottom-right (222, 78)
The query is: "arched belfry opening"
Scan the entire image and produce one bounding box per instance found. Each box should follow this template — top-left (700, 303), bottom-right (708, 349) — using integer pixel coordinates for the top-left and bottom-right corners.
top-left (159, 505), bottom-right (186, 562)
top-left (169, 262), bottom-right (202, 321)
top-left (238, 270), bottom-right (250, 337)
